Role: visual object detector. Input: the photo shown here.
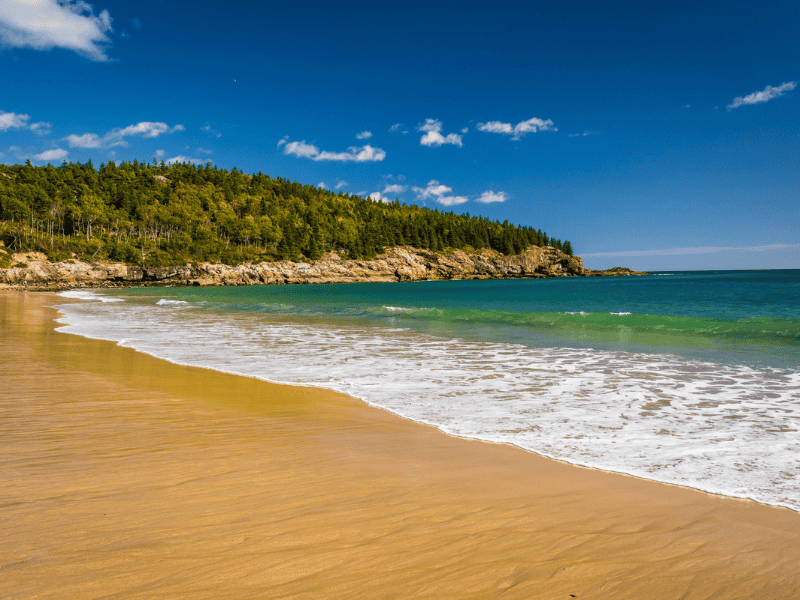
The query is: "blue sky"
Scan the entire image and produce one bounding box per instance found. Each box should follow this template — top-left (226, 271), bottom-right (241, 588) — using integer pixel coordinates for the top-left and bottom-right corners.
top-left (1, 0), bottom-right (797, 270)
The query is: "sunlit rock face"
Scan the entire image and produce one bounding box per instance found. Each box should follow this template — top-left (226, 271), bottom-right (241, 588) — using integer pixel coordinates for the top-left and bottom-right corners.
top-left (0, 245), bottom-right (644, 290)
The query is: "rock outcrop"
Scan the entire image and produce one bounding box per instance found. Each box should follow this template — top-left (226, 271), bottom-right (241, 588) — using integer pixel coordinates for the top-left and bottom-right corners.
top-left (0, 245), bottom-right (646, 291)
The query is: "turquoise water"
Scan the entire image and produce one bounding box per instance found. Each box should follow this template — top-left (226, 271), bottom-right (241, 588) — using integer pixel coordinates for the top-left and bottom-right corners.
top-left (122, 269), bottom-right (800, 368)
top-left (56, 270), bottom-right (800, 510)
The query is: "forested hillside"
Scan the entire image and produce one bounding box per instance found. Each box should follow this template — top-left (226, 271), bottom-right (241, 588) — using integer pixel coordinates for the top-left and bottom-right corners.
top-left (0, 160), bottom-right (572, 267)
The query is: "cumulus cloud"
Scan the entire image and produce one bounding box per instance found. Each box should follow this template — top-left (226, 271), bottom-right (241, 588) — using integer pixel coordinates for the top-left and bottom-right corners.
top-left (282, 140), bottom-right (318, 158)
top-left (281, 139), bottom-right (386, 162)
top-left (318, 181), bottom-right (328, 189)
top-left (33, 148), bottom-right (68, 161)
top-left (113, 122), bottom-right (183, 139)
top-left (155, 149), bottom-right (165, 158)
top-left (369, 191), bottom-right (390, 203)
top-left (383, 183), bottom-right (407, 195)
top-left (417, 119), bottom-right (463, 147)
top-left (29, 121), bottom-right (52, 135)
top-left (66, 121), bottom-right (184, 148)
top-left (477, 117), bottom-right (556, 140)
top-left (0, 110), bottom-right (51, 136)
top-left (0, 0), bottom-right (114, 61)
top-left (388, 123), bottom-right (408, 134)
top-left (335, 180), bottom-right (349, 189)
top-left (166, 155), bottom-right (204, 165)
top-left (65, 133), bottom-right (103, 148)
top-left (0, 110), bottom-right (29, 131)
top-left (727, 82), bottom-right (797, 110)
top-left (317, 145), bottom-right (385, 162)
top-left (355, 130), bottom-right (372, 139)
top-left (412, 180), bottom-right (468, 206)
top-left (476, 190), bottom-right (507, 204)
top-left (582, 243), bottom-right (800, 258)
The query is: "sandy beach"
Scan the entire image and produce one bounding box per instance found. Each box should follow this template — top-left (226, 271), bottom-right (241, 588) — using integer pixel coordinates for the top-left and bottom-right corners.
top-left (2, 291), bottom-right (799, 599)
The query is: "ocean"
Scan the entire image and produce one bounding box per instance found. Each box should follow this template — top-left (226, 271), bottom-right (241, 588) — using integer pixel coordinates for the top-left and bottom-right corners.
top-left (54, 270), bottom-right (800, 511)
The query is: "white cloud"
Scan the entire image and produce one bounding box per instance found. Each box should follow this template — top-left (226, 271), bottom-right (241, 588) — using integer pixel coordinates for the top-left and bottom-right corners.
top-left (109, 121), bottom-right (184, 140)
top-left (355, 130), bottom-right (372, 139)
top-left (0, 110), bottom-right (29, 131)
top-left (282, 139), bottom-right (386, 162)
top-left (412, 180), bottom-right (468, 206)
top-left (155, 149), bottom-right (165, 158)
top-left (582, 243), bottom-right (800, 258)
top-left (335, 180), bottom-right (349, 189)
top-left (65, 133), bottom-right (103, 148)
top-left (166, 155), bottom-right (203, 165)
top-left (383, 184), bottom-right (407, 195)
top-left (369, 192), bottom-right (390, 203)
top-left (460, 127), bottom-right (469, 134)
top-left (477, 117), bottom-right (557, 140)
top-left (568, 131), bottom-right (596, 137)
top-left (0, 110), bottom-right (51, 135)
top-left (66, 121), bottom-right (184, 148)
top-left (389, 123), bottom-right (408, 134)
top-left (196, 147), bottom-right (213, 154)
top-left (477, 121), bottom-right (513, 134)
top-left (727, 81), bottom-right (797, 110)
top-left (317, 145), bottom-right (385, 162)
top-left (318, 181), bottom-right (328, 189)
top-left (434, 195), bottom-right (469, 207)
top-left (283, 140), bottom-right (320, 158)
top-left (476, 190), bottom-right (507, 204)
top-left (0, 0), bottom-right (114, 62)
top-left (33, 148), bottom-right (68, 161)
top-left (29, 121), bottom-right (51, 135)
top-left (417, 119), bottom-right (463, 147)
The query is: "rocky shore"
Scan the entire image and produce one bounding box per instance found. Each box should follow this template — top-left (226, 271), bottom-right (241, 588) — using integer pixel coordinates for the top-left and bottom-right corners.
top-left (0, 244), bottom-right (647, 291)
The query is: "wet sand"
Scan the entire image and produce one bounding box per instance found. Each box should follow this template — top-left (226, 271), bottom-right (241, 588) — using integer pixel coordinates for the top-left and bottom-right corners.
top-left (2, 291), bottom-right (799, 599)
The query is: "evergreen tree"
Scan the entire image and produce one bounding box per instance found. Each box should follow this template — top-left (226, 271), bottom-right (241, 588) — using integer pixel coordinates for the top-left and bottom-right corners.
top-left (0, 160), bottom-right (572, 266)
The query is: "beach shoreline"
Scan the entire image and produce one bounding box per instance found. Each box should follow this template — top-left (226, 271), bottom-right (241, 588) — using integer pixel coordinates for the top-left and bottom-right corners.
top-left (2, 290), bottom-right (799, 598)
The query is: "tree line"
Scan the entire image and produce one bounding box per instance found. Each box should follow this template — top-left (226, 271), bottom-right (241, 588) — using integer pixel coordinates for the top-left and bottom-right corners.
top-left (0, 160), bottom-right (573, 267)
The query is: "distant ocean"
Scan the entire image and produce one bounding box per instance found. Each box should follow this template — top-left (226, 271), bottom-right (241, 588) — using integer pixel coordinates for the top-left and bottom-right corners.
top-left (56, 270), bottom-right (800, 511)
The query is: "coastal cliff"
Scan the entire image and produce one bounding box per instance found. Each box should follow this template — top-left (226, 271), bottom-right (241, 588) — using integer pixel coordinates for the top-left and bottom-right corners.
top-left (0, 244), bottom-right (646, 291)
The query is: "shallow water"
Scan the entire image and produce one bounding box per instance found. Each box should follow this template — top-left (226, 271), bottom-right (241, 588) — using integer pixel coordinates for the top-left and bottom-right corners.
top-left (55, 271), bottom-right (800, 510)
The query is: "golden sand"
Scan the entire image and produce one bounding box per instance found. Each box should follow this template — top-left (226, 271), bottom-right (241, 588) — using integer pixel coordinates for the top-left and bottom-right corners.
top-left (1, 291), bottom-right (798, 599)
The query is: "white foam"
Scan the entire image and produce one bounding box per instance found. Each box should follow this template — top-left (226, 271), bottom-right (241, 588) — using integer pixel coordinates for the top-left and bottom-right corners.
top-left (610, 312), bottom-right (632, 315)
top-left (384, 306), bottom-right (411, 312)
top-left (57, 290), bottom-right (123, 303)
top-left (156, 299), bottom-right (190, 306)
top-left (53, 299), bottom-right (800, 512)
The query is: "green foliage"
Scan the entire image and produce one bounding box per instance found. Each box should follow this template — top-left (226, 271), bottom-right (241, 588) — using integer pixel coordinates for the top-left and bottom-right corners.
top-left (0, 161), bottom-right (572, 265)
